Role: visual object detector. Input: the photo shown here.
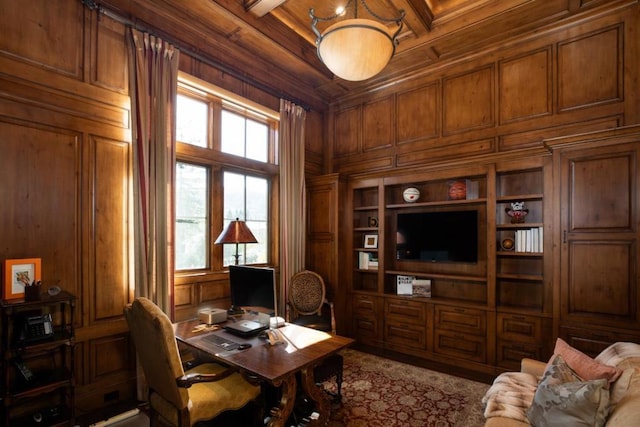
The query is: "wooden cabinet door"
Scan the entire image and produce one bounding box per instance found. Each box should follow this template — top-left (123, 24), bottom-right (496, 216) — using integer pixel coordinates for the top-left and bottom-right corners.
top-left (557, 138), bottom-right (640, 330)
top-left (306, 174), bottom-right (347, 333)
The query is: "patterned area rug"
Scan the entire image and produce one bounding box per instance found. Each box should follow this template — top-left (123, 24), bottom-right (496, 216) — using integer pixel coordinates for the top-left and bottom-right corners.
top-left (325, 349), bottom-right (489, 427)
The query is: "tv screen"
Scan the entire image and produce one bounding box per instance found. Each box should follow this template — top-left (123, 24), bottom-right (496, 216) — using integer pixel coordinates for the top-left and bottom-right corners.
top-left (396, 210), bottom-right (478, 263)
top-left (228, 265), bottom-right (276, 314)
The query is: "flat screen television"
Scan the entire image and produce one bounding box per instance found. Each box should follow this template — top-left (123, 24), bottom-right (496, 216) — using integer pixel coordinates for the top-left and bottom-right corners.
top-left (396, 210), bottom-right (478, 263)
top-left (228, 265), bottom-right (277, 315)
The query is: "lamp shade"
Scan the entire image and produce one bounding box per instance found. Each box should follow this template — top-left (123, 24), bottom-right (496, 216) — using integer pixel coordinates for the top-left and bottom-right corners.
top-left (317, 18), bottom-right (396, 81)
top-left (214, 219), bottom-right (258, 245)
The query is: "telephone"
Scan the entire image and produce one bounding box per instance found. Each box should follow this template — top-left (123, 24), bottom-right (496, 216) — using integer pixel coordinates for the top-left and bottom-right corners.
top-left (19, 313), bottom-right (54, 342)
top-left (266, 329), bottom-right (285, 346)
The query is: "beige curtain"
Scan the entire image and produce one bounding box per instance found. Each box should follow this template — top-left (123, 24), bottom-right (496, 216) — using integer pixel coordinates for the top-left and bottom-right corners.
top-left (279, 100), bottom-right (307, 319)
top-left (127, 28), bottom-right (179, 315)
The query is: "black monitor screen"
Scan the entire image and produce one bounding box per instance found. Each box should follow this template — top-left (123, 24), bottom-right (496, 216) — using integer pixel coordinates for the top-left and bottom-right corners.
top-left (396, 210), bottom-right (478, 263)
top-left (228, 265), bottom-right (276, 314)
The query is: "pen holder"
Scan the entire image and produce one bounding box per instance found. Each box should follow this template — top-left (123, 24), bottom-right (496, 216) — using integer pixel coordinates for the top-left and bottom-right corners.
top-left (24, 284), bottom-right (42, 301)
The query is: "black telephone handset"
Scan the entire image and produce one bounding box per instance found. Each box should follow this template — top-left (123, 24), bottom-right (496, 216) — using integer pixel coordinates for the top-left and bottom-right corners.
top-left (20, 313), bottom-right (54, 342)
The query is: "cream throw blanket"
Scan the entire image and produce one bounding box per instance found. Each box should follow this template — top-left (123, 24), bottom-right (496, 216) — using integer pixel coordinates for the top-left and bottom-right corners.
top-left (482, 371), bottom-right (538, 422)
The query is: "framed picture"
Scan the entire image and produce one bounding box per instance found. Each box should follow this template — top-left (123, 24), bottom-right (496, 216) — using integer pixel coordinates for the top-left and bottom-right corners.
top-left (363, 234), bottom-right (378, 249)
top-left (3, 258), bottom-right (41, 300)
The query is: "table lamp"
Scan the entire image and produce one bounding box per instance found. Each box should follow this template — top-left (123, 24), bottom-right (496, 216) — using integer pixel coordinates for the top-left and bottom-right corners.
top-left (214, 218), bottom-right (258, 265)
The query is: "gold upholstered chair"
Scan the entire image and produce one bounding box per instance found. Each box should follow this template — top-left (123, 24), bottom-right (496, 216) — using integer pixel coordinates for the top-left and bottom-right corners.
top-left (124, 297), bottom-right (262, 427)
top-left (287, 270), bottom-right (343, 402)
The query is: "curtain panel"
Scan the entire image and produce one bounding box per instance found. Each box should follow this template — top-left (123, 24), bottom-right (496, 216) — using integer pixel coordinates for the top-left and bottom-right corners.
top-left (127, 28), bottom-right (179, 316)
top-left (279, 100), bottom-right (307, 318)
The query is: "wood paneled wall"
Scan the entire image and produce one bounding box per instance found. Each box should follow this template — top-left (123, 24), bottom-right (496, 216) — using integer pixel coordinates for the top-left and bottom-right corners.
top-left (327, 4), bottom-right (639, 174)
top-left (0, 0), bottom-right (638, 416)
top-left (0, 0), bottom-right (324, 414)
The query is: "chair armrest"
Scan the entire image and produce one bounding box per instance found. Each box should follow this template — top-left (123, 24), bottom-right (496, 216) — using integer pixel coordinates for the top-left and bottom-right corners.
top-left (521, 358), bottom-right (546, 377)
top-left (323, 299), bottom-right (336, 335)
top-left (176, 368), bottom-right (234, 388)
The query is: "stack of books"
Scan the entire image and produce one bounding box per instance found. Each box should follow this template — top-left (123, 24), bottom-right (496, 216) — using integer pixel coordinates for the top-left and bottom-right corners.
top-left (514, 226), bottom-right (544, 253)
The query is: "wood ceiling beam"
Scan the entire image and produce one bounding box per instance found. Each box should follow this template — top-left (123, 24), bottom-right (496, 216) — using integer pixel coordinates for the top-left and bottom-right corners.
top-left (245, 0), bottom-right (288, 17)
top-left (396, 0), bottom-right (434, 31)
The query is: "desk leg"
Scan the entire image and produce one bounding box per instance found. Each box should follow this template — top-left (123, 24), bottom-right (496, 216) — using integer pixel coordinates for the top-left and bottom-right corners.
top-left (300, 365), bottom-right (330, 426)
top-left (268, 374), bottom-right (296, 427)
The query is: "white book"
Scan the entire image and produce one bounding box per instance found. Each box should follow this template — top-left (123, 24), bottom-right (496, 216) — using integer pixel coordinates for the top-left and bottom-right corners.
top-left (539, 226), bottom-right (544, 253)
top-left (397, 275), bottom-right (414, 295)
top-left (531, 227), bottom-right (539, 252)
top-left (358, 252), bottom-right (369, 269)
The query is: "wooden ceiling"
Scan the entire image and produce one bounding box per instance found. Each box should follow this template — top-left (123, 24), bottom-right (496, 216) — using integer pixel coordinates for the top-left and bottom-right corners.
top-left (100, 0), bottom-right (618, 110)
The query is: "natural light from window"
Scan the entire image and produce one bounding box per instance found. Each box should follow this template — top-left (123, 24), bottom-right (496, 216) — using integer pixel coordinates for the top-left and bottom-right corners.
top-left (175, 163), bottom-right (208, 270)
top-left (222, 172), bottom-right (268, 266)
top-left (176, 95), bottom-right (208, 148)
top-left (175, 77), bottom-right (276, 271)
top-left (221, 109), bottom-right (268, 162)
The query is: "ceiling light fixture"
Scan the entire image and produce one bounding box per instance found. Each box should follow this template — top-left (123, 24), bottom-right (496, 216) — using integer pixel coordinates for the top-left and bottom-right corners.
top-left (310, 0), bottom-right (405, 82)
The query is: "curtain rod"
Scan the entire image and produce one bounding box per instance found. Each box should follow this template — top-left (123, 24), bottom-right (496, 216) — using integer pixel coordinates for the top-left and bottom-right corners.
top-left (80, 0), bottom-right (312, 111)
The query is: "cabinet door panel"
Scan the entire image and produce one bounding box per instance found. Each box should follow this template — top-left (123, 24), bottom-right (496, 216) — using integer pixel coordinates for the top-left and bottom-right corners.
top-left (384, 321), bottom-right (427, 350)
top-left (560, 326), bottom-right (640, 358)
top-left (569, 154), bottom-right (632, 231)
top-left (434, 330), bottom-right (486, 363)
top-left (497, 341), bottom-right (544, 370)
top-left (385, 298), bottom-right (426, 324)
top-left (558, 140), bottom-right (640, 328)
top-left (497, 313), bottom-right (543, 343)
top-left (435, 305), bottom-right (486, 335)
top-left (353, 316), bottom-right (380, 344)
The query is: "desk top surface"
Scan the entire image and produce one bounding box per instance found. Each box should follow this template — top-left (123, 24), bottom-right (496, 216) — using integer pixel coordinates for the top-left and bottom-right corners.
top-left (174, 318), bottom-right (354, 383)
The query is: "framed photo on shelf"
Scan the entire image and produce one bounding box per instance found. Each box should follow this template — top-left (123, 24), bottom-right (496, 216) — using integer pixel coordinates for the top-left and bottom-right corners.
top-left (363, 234), bottom-right (378, 249)
top-left (3, 258), bottom-right (41, 300)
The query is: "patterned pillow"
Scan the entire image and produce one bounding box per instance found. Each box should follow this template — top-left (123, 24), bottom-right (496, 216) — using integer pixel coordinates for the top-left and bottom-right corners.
top-left (527, 355), bottom-right (610, 427)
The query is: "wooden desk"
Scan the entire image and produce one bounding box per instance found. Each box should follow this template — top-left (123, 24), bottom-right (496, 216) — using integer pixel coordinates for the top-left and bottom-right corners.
top-left (174, 318), bottom-right (354, 427)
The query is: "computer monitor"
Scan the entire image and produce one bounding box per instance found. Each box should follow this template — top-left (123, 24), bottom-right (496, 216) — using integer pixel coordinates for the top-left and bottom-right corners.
top-left (228, 265), bottom-right (277, 316)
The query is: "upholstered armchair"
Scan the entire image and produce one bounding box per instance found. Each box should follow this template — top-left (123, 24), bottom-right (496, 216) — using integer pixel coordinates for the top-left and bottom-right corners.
top-left (287, 270), bottom-right (343, 402)
top-left (287, 270), bottom-right (336, 334)
top-left (124, 297), bottom-right (262, 427)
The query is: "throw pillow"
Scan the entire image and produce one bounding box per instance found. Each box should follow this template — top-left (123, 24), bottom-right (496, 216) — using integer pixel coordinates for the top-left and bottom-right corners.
top-left (527, 355), bottom-right (610, 427)
top-left (548, 338), bottom-right (622, 384)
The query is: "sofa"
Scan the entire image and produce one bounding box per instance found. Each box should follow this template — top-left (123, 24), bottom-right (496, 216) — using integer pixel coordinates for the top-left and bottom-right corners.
top-left (482, 340), bottom-right (640, 426)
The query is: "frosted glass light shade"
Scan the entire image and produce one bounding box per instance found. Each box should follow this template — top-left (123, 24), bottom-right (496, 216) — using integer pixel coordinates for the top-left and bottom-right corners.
top-left (317, 19), bottom-right (395, 81)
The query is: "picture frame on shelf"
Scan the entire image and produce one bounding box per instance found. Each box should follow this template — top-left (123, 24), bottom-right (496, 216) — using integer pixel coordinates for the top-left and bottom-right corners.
top-left (3, 258), bottom-right (42, 300)
top-left (363, 234), bottom-right (378, 249)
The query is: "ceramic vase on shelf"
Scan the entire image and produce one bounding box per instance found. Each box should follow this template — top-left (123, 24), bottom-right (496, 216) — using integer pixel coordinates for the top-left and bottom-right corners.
top-left (505, 202), bottom-right (529, 223)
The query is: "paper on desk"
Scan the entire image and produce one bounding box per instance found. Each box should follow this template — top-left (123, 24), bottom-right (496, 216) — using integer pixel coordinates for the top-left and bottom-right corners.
top-left (280, 326), bottom-right (331, 353)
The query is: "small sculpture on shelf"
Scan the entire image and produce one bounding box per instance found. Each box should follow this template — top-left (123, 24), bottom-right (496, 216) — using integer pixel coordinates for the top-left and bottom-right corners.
top-left (500, 237), bottom-right (515, 251)
top-left (505, 201), bottom-right (529, 223)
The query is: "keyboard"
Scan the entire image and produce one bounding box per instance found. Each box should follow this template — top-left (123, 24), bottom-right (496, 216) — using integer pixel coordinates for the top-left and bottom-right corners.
top-left (202, 334), bottom-right (241, 351)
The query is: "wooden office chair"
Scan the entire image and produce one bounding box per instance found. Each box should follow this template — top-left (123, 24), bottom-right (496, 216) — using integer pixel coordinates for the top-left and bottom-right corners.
top-left (287, 270), bottom-right (343, 402)
top-left (288, 270), bottom-right (336, 334)
top-left (124, 297), bottom-right (262, 427)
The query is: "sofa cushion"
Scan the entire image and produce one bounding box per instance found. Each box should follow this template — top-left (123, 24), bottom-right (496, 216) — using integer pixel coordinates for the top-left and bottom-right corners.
top-left (606, 367), bottom-right (640, 425)
top-left (547, 338), bottom-right (622, 384)
top-left (595, 341), bottom-right (640, 368)
top-left (527, 355), bottom-right (609, 427)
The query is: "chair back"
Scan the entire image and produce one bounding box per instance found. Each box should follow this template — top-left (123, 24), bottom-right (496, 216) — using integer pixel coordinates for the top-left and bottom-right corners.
top-left (124, 297), bottom-right (189, 410)
top-left (289, 270), bottom-right (326, 316)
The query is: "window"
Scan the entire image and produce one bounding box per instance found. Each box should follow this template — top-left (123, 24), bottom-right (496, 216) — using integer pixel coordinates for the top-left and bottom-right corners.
top-left (174, 74), bottom-right (278, 271)
top-left (222, 172), bottom-right (268, 265)
top-left (175, 163), bottom-right (209, 269)
top-left (176, 95), bottom-right (208, 148)
top-left (221, 109), bottom-right (268, 162)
